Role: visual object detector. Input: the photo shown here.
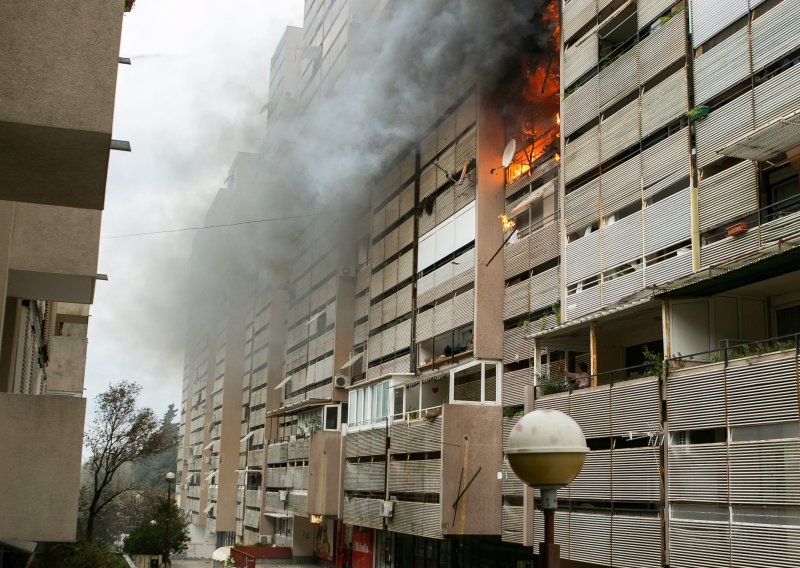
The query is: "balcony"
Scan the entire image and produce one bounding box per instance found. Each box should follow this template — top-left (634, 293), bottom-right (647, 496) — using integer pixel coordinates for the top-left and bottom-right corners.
top-left (0, 1), bottom-right (125, 210)
top-left (0, 393), bottom-right (85, 542)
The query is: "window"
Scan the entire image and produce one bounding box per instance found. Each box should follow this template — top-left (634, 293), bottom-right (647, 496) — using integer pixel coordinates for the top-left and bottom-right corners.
top-left (347, 380), bottom-right (389, 429)
top-left (449, 361), bottom-right (501, 404)
top-left (418, 202), bottom-right (476, 271)
top-left (776, 304), bottom-right (800, 336)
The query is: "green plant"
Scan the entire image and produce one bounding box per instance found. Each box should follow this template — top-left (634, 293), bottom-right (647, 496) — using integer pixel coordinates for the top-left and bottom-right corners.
top-left (553, 302), bottom-right (562, 326)
top-left (687, 105), bottom-right (710, 122)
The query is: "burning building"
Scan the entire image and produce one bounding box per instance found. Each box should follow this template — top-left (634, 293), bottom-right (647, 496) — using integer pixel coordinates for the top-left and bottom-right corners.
top-left (178, 0), bottom-right (800, 566)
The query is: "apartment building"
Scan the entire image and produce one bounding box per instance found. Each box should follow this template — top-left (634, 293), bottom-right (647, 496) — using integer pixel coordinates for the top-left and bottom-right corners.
top-left (179, 0), bottom-right (800, 566)
top-left (0, 0), bottom-right (132, 550)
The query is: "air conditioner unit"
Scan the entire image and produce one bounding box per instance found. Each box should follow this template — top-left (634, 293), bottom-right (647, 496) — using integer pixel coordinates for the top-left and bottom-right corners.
top-left (380, 500), bottom-right (394, 518)
top-left (278, 490), bottom-right (288, 502)
top-left (339, 265), bottom-right (356, 278)
top-left (259, 534), bottom-right (273, 545)
top-left (334, 375), bottom-right (350, 389)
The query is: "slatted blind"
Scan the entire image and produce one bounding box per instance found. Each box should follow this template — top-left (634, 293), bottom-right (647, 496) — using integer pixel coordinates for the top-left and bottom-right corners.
top-left (751, 0), bottom-right (800, 73)
top-left (387, 501), bottom-right (442, 538)
top-left (602, 211), bottom-right (642, 268)
top-left (694, 26), bottom-right (750, 105)
top-left (698, 161), bottom-right (758, 232)
top-left (691, 0), bottom-right (749, 48)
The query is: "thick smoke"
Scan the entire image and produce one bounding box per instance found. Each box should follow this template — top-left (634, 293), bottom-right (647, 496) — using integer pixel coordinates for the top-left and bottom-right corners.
top-left (216, 0), bottom-right (553, 282)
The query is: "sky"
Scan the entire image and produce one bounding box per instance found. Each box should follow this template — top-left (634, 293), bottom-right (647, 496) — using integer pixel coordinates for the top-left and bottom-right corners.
top-left (85, 1), bottom-right (304, 421)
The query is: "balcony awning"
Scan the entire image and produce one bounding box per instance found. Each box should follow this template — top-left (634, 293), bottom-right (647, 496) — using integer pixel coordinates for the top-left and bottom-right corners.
top-left (508, 182), bottom-right (551, 218)
top-left (240, 431), bottom-right (256, 443)
top-left (204, 441), bottom-right (215, 451)
top-left (339, 352), bottom-right (363, 371)
top-left (656, 243), bottom-right (800, 298)
top-left (265, 398), bottom-right (330, 418)
top-left (274, 377), bottom-right (291, 391)
top-left (264, 511), bottom-right (292, 518)
top-left (204, 503), bottom-right (214, 514)
top-left (206, 470), bottom-right (217, 482)
top-left (717, 109), bottom-right (800, 161)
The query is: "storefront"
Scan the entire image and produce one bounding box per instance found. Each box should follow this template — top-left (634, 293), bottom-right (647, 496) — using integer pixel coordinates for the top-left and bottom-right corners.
top-left (336, 524), bottom-right (376, 568)
top-left (391, 534), bottom-right (534, 568)
top-left (312, 515), bottom-right (337, 566)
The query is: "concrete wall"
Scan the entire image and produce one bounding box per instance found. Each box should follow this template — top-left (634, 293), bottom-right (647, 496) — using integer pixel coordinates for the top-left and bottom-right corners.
top-left (307, 430), bottom-right (342, 516)
top-left (0, 0), bottom-right (125, 209)
top-left (473, 92), bottom-right (506, 360)
top-left (5, 202), bottom-right (101, 303)
top-left (47, 335), bottom-right (88, 393)
top-left (0, 393), bottom-right (86, 541)
top-left (440, 403), bottom-right (503, 535)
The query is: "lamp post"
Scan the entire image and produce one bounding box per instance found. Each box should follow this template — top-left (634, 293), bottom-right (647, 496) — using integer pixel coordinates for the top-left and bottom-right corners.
top-left (506, 409), bottom-right (588, 568)
top-left (163, 472), bottom-right (176, 567)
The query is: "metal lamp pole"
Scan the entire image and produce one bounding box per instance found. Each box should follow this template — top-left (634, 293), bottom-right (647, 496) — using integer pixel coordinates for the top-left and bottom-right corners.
top-left (164, 472), bottom-right (176, 567)
top-left (506, 410), bottom-right (588, 568)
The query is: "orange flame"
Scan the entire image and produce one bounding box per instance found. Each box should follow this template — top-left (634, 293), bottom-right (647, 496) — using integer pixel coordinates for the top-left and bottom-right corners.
top-left (499, 214), bottom-right (517, 233)
top-left (556, 113), bottom-right (561, 125)
top-left (555, 153), bottom-right (561, 163)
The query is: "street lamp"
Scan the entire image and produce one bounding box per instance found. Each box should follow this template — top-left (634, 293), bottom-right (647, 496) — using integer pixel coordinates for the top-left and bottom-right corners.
top-left (163, 472), bottom-right (176, 568)
top-left (506, 409), bottom-right (588, 568)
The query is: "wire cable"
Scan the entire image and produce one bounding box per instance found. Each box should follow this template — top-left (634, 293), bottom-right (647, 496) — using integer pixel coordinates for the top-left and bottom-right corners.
top-left (102, 212), bottom-right (322, 240)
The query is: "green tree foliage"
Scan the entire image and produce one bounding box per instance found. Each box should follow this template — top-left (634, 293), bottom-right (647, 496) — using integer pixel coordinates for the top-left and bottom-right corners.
top-left (123, 497), bottom-right (189, 557)
top-left (31, 541), bottom-right (127, 568)
top-left (81, 381), bottom-right (171, 541)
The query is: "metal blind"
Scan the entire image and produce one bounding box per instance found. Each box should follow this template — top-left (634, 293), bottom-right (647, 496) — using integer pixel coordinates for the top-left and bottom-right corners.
top-left (751, 0), bottom-right (800, 73)
top-left (565, 31), bottom-right (599, 88)
top-left (387, 501), bottom-right (442, 538)
top-left (612, 515), bottom-right (661, 568)
top-left (694, 26), bottom-right (750, 105)
top-left (640, 13), bottom-right (686, 83)
top-left (563, 0), bottom-right (597, 43)
top-left (565, 178), bottom-right (600, 232)
top-left (601, 150), bottom-right (642, 215)
top-left (501, 504), bottom-right (524, 544)
top-left (642, 127), bottom-right (689, 199)
top-left (643, 187), bottom-right (691, 255)
top-left (390, 418), bottom-right (442, 454)
top-left (639, 0), bottom-right (681, 29)
top-left (603, 269), bottom-right (645, 306)
top-left (599, 46), bottom-right (639, 112)
top-left (668, 443), bottom-right (729, 502)
top-left (388, 458), bottom-right (442, 494)
top-left (691, 0), bottom-right (749, 48)
top-left (563, 75), bottom-right (599, 137)
top-left (502, 368), bottom-right (529, 407)
top-left (564, 125), bottom-right (600, 184)
top-left (641, 67), bottom-right (687, 137)
top-left (600, 98), bottom-right (640, 162)
top-left (696, 90), bottom-right (754, 168)
top-left (565, 230), bottom-right (601, 285)
top-left (753, 63), bottom-right (800, 127)
top-left (698, 161), bottom-right (758, 232)
top-left (602, 210), bottom-right (643, 268)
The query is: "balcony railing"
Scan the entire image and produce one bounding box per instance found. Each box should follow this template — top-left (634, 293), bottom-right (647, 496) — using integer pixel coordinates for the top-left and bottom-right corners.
top-left (669, 333), bottom-right (799, 368)
top-left (537, 360), bottom-right (663, 396)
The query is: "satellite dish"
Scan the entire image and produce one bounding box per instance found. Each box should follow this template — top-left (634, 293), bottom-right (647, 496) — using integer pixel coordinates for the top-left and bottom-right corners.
top-left (502, 139), bottom-right (517, 168)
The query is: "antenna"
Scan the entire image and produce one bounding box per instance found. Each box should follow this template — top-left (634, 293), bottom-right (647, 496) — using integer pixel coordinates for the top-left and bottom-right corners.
top-left (491, 139), bottom-right (517, 174)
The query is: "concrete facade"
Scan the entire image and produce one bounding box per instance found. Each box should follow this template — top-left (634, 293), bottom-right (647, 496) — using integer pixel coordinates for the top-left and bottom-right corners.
top-left (0, 0), bottom-right (129, 547)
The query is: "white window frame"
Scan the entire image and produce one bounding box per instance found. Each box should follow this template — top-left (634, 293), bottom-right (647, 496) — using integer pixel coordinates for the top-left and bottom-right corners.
top-left (448, 360), bottom-right (502, 405)
top-left (347, 380), bottom-right (389, 431)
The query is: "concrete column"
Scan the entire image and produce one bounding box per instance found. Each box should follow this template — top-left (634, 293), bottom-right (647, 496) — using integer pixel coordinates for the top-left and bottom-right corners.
top-left (473, 89), bottom-right (506, 360)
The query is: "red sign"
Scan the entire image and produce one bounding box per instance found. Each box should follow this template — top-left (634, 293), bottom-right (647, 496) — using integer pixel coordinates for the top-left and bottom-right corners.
top-left (351, 528), bottom-right (374, 568)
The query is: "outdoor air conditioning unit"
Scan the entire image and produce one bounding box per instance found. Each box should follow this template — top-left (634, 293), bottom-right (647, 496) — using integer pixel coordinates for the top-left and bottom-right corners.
top-left (259, 535), bottom-right (273, 545)
top-left (278, 490), bottom-right (288, 502)
top-left (339, 265), bottom-right (356, 278)
top-left (334, 375), bottom-right (351, 389)
top-left (380, 500), bottom-right (394, 518)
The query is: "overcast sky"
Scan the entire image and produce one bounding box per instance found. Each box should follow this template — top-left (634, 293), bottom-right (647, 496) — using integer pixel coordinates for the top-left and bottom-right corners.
top-left (85, 1), bottom-right (304, 422)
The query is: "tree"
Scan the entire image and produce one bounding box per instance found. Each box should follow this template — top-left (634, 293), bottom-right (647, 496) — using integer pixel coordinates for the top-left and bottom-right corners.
top-left (82, 381), bottom-right (171, 541)
top-left (132, 404), bottom-right (180, 489)
top-left (123, 496), bottom-right (189, 557)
